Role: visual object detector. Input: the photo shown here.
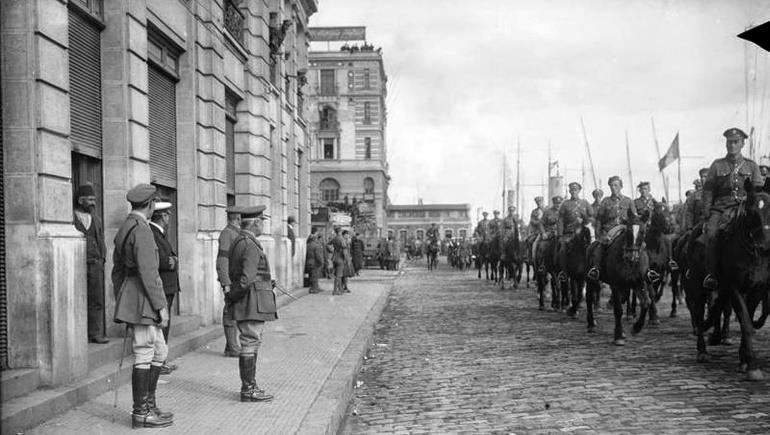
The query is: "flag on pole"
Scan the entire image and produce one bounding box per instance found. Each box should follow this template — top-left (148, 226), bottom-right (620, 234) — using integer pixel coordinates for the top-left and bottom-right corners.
top-left (658, 133), bottom-right (679, 171)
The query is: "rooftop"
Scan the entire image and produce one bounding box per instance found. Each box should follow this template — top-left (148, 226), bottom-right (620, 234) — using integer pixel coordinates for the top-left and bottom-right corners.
top-left (388, 203), bottom-right (470, 211)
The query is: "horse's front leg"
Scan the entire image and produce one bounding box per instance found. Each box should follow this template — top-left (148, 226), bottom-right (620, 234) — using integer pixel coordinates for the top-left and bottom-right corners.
top-left (612, 286), bottom-right (626, 345)
top-left (730, 287), bottom-right (763, 380)
top-left (586, 279), bottom-right (598, 332)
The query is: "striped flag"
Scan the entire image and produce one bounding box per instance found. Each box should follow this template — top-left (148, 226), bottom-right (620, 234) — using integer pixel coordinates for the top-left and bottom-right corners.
top-left (658, 133), bottom-right (679, 171)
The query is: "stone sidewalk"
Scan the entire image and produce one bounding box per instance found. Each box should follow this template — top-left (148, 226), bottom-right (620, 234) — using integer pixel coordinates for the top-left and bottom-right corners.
top-left (26, 269), bottom-right (399, 435)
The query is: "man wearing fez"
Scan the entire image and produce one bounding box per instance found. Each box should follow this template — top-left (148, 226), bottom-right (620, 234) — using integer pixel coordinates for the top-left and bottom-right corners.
top-left (73, 183), bottom-right (108, 343)
top-left (149, 199), bottom-right (179, 375)
top-left (216, 206), bottom-right (243, 357)
top-left (112, 184), bottom-right (173, 428)
top-left (701, 127), bottom-right (763, 290)
top-left (225, 206), bottom-right (276, 402)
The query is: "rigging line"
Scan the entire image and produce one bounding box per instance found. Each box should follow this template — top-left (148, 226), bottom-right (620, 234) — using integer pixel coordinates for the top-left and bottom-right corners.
top-left (757, 52), bottom-right (769, 155)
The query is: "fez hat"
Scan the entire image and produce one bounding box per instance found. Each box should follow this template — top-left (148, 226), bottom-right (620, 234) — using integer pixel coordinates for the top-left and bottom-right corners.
top-left (126, 184), bottom-right (157, 204)
top-left (76, 183), bottom-right (96, 199)
top-left (568, 182), bottom-right (582, 190)
top-left (723, 127), bottom-right (748, 140)
top-left (607, 176), bottom-right (622, 186)
top-left (241, 205), bottom-right (267, 220)
top-left (637, 181), bottom-right (650, 189)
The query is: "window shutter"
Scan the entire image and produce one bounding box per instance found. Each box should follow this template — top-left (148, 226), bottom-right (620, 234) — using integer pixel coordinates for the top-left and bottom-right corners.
top-left (68, 7), bottom-right (102, 158)
top-left (225, 119), bottom-right (235, 194)
top-left (0, 83), bottom-right (6, 369)
top-left (148, 65), bottom-right (177, 188)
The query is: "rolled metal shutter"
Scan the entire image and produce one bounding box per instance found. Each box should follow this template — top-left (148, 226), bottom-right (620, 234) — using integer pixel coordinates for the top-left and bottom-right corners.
top-left (1, 49), bottom-right (6, 369)
top-left (148, 65), bottom-right (177, 188)
top-left (68, 7), bottom-right (102, 158)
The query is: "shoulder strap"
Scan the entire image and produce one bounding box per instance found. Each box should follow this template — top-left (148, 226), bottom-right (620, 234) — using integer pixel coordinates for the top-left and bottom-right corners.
top-left (118, 222), bottom-right (140, 264)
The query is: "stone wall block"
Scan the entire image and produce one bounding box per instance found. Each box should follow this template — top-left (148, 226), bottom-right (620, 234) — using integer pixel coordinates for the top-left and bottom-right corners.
top-left (102, 83), bottom-right (127, 119)
top-left (5, 129), bottom-right (34, 173)
top-left (129, 86), bottom-right (149, 126)
top-left (38, 176), bottom-right (73, 222)
top-left (3, 33), bottom-right (30, 79)
top-left (127, 0), bottom-right (148, 22)
top-left (129, 158), bottom-right (151, 184)
top-left (4, 81), bottom-right (30, 128)
top-left (5, 175), bottom-right (36, 223)
top-left (212, 103), bottom-right (226, 132)
top-left (213, 152), bottom-right (225, 181)
top-left (5, 224), bottom-right (40, 367)
top-left (103, 120), bottom-right (128, 157)
top-left (196, 74), bottom-right (213, 100)
top-left (102, 48), bottom-right (126, 82)
top-left (128, 53), bottom-right (149, 92)
top-left (197, 124), bottom-right (214, 152)
top-left (127, 16), bottom-right (148, 57)
top-left (196, 47), bottom-right (212, 74)
top-left (197, 178), bottom-right (216, 204)
top-left (214, 181), bottom-right (226, 206)
top-left (129, 121), bottom-right (150, 160)
top-left (197, 204), bottom-right (214, 230)
top-left (36, 0), bottom-right (68, 46)
top-left (37, 130), bottom-right (71, 178)
top-left (197, 151), bottom-right (215, 179)
top-left (197, 99), bottom-right (212, 126)
top-left (37, 36), bottom-right (68, 89)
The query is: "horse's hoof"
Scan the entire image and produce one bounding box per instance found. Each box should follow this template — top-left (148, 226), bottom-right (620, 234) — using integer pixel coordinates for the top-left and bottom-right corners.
top-left (747, 369), bottom-right (765, 381)
top-left (696, 352), bottom-right (710, 363)
top-left (708, 335), bottom-right (721, 346)
top-left (650, 318), bottom-right (660, 326)
top-left (632, 325), bottom-right (642, 335)
top-left (739, 363), bottom-right (749, 373)
top-left (722, 337), bottom-right (734, 346)
top-left (669, 311), bottom-right (678, 318)
top-left (587, 325), bottom-right (596, 333)
top-left (620, 332), bottom-right (627, 339)
top-left (613, 339), bottom-right (626, 346)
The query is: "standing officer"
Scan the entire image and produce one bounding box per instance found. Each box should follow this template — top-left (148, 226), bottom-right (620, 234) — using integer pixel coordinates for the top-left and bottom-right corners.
top-left (634, 181), bottom-right (659, 219)
top-left (587, 176), bottom-right (638, 281)
top-left (701, 128), bottom-right (763, 290)
top-left (149, 200), bottom-right (179, 375)
top-left (226, 206), bottom-right (276, 402)
top-left (112, 184), bottom-right (173, 429)
top-left (216, 206), bottom-right (242, 357)
top-left (557, 182), bottom-right (593, 280)
top-left (426, 222), bottom-right (440, 243)
top-left (329, 227), bottom-right (346, 295)
top-left (683, 168), bottom-right (709, 232)
top-left (73, 183), bottom-right (108, 344)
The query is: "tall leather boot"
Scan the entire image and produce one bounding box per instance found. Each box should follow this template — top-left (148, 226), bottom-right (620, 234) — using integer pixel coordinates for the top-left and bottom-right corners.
top-left (703, 235), bottom-right (718, 290)
top-left (131, 367), bottom-right (173, 429)
top-left (147, 365), bottom-right (174, 419)
top-left (239, 354), bottom-right (273, 402)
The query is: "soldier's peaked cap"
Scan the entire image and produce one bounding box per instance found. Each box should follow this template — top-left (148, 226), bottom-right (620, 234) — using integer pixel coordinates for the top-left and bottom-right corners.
top-left (225, 205), bottom-right (243, 215)
top-left (723, 127), bottom-right (748, 140)
top-left (698, 167), bottom-right (709, 176)
top-left (608, 175), bottom-right (623, 186)
top-left (154, 201), bottom-right (172, 212)
top-left (482, 211), bottom-right (488, 215)
top-left (241, 205), bottom-right (267, 219)
top-left (126, 183), bottom-right (156, 203)
top-left (637, 181), bottom-right (650, 189)
top-left (568, 182), bottom-right (582, 190)
top-left (534, 196), bottom-right (544, 202)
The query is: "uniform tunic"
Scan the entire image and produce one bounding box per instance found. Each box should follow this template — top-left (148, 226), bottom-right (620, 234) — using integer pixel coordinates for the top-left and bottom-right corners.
top-left (683, 188), bottom-right (705, 231)
top-left (634, 195), bottom-right (658, 219)
top-left (541, 206), bottom-right (560, 236)
top-left (596, 194), bottom-right (638, 238)
top-left (703, 155), bottom-right (763, 214)
top-left (558, 198), bottom-right (593, 235)
top-left (528, 207), bottom-right (545, 235)
top-left (216, 223), bottom-right (241, 287)
top-left (112, 212), bottom-right (167, 325)
top-left (474, 219), bottom-right (489, 239)
top-left (228, 230), bottom-right (277, 322)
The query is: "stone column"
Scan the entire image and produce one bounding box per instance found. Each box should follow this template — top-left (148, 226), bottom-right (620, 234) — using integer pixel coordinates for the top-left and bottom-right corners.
top-left (2, 0), bottom-right (87, 385)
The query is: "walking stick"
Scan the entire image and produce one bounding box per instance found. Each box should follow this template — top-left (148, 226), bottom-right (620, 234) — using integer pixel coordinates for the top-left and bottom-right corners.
top-left (274, 282), bottom-right (300, 301)
top-left (112, 325), bottom-right (131, 421)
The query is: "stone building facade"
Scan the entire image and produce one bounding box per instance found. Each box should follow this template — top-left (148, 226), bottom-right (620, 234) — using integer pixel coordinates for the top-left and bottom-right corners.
top-left (387, 203), bottom-right (473, 246)
top-left (0, 0), bottom-right (316, 385)
top-left (306, 28), bottom-right (390, 237)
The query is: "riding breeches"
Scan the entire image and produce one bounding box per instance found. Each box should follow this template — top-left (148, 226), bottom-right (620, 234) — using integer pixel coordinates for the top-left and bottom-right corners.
top-left (704, 210), bottom-right (723, 277)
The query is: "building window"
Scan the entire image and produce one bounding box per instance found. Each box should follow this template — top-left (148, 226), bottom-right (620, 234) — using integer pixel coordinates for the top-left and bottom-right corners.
top-left (319, 106), bottom-right (337, 131)
top-left (320, 178), bottom-right (340, 202)
top-left (70, 0), bottom-right (103, 19)
top-left (363, 177), bottom-right (374, 194)
top-left (320, 69), bottom-right (335, 95)
top-left (68, 3), bottom-right (103, 158)
top-left (225, 90), bottom-right (239, 202)
top-left (363, 68), bottom-right (370, 89)
top-left (323, 138), bottom-right (335, 159)
top-left (223, 0), bottom-right (245, 45)
top-left (445, 229), bottom-right (453, 238)
top-left (364, 137), bottom-right (371, 159)
top-left (428, 211), bottom-right (441, 218)
top-left (71, 152), bottom-right (103, 221)
top-left (363, 101), bottom-right (371, 124)
top-left (347, 70), bottom-right (354, 90)
top-left (416, 229), bottom-right (424, 240)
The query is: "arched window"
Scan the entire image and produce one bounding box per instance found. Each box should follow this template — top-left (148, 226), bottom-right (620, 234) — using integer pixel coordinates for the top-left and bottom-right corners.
top-left (319, 178), bottom-right (340, 202)
top-left (363, 177), bottom-right (375, 194)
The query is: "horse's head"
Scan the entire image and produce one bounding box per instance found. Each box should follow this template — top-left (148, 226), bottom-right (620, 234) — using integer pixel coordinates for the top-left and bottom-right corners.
top-left (623, 208), bottom-right (647, 264)
top-left (743, 178), bottom-right (770, 252)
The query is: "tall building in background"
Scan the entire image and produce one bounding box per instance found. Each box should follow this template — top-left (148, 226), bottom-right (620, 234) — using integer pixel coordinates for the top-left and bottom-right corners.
top-left (307, 27), bottom-right (390, 237)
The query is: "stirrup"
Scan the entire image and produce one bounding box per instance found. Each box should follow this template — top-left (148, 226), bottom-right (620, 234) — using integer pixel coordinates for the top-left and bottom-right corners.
top-left (668, 260), bottom-right (679, 271)
top-left (703, 275), bottom-right (718, 290)
top-left (557, 271), bottom-right (568, 282)
top-left (587, 267), bottom-right (599, 281)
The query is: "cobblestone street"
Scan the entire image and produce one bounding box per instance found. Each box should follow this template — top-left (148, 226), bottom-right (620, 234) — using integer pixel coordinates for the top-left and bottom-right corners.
top-left (344, 258), bottom-right (770, 434)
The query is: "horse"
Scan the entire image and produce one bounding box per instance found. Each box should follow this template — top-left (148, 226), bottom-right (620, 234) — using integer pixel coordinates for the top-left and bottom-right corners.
top-left (500, 232), bottom-right (521, 289)
top-left (643, 200), bottom-right (675, 327)
top-left (560, 225), bottom-right (592, 319)
top-left (475, 238), bottom-right (492, 279)
top-left (487, 233), bottom-right (503, 284)
top-left (702, 180), bottom-right (770, 380)
top-left (425, 240), bottom-right (439, 270)
top-left (591, 210), bottom-right (653, 345)
top-left (533, 234), bottom-right (561, 310)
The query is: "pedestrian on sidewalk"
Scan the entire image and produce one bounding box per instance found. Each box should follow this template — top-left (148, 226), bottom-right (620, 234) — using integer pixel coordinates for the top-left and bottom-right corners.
top-left (73, 183), bottom-right (109, 344)
top-left (226, 206), bottom-right (277, 402)
top-left (305, 232), bottom-right (325, 293)
top-left (330, 227), bottom-right (346, 295)
top-left (351, 232), bottom-right (364, 275)
top-left (112, 184), bottom-right (174, 429)
top-left (342, 230), bottom-right (354, 292)
top-left (149, 199), bottom-right (179, 375)
top-left (216, 206), bottom-right (243, 357)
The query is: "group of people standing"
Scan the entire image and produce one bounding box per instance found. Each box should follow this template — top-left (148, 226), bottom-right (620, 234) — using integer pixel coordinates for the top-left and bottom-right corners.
top-left (305, 227), bottom-right (366, 294)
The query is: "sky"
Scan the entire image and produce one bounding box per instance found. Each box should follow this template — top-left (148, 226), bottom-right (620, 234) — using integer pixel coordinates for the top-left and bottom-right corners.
top-left (309, 0), bottom-right (770, 222)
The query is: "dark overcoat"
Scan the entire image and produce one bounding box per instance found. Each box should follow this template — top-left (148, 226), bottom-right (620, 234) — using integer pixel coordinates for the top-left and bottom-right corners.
top-left (150, 223), bottom-right (180, 296)
top-left (228, 230), bottom-right (278, 322)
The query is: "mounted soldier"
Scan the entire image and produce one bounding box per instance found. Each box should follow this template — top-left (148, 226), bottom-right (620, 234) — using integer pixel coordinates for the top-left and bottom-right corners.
top-left (701, 127), bottom-right (764, 291)
top-left (634, 181), bottom-right (659, 220)
top-left (488, 210), bottom-right (502, 240)
top-left (527, 197), bottom-right (546, 260)
top-left (587, 175), bottom-right (638, 282)
top-left (591, 188), bottom-right (604, 216)
top-left (683, 168), bottom-right (709, 232)
top-left (557, 182), bottom-right (594, 281)
top-left (474, 211), bottom-right (490, 240)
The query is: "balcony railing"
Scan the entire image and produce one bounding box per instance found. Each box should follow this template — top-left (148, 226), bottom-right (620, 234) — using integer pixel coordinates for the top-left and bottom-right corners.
top-left (223, 0), bottom-right (244, 44)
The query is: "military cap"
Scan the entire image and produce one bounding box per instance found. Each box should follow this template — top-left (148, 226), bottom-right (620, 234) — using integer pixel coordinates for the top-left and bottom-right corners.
top-left (592, 188), bottom-right (603, 196)
top-left (482, 211), bottom-right (488, 216)
top-left (76, 183), bottom-right (95, 199)
top-left (225, 205), bottom-right (243, 215)
top-left (552, 195), bottom-right (563, 202)
top-left (126, 183), bottom-right (157, 203)
top-left (607, 175), bottom-right (623, 186)
top-left (534, 196), bottom-right (544, 202)
top-left (568, 182), bottom-right (582, 190)
top-left (508, 205), bottom-right (516, 211)
top-left (493, 210), bottom-right (500, 215)
top-left (760, 164), bottom-right (770, 172)
top-left (637, 181), bottom-right (650, 189)
top-left (698, 167), bottom-right (709, 176)
top-left (723, 127), bottom-right (748, 140)
top-left (155, 201), bottom-right (172, 212)
top-left (240, 205), bottom-right (267, 219)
